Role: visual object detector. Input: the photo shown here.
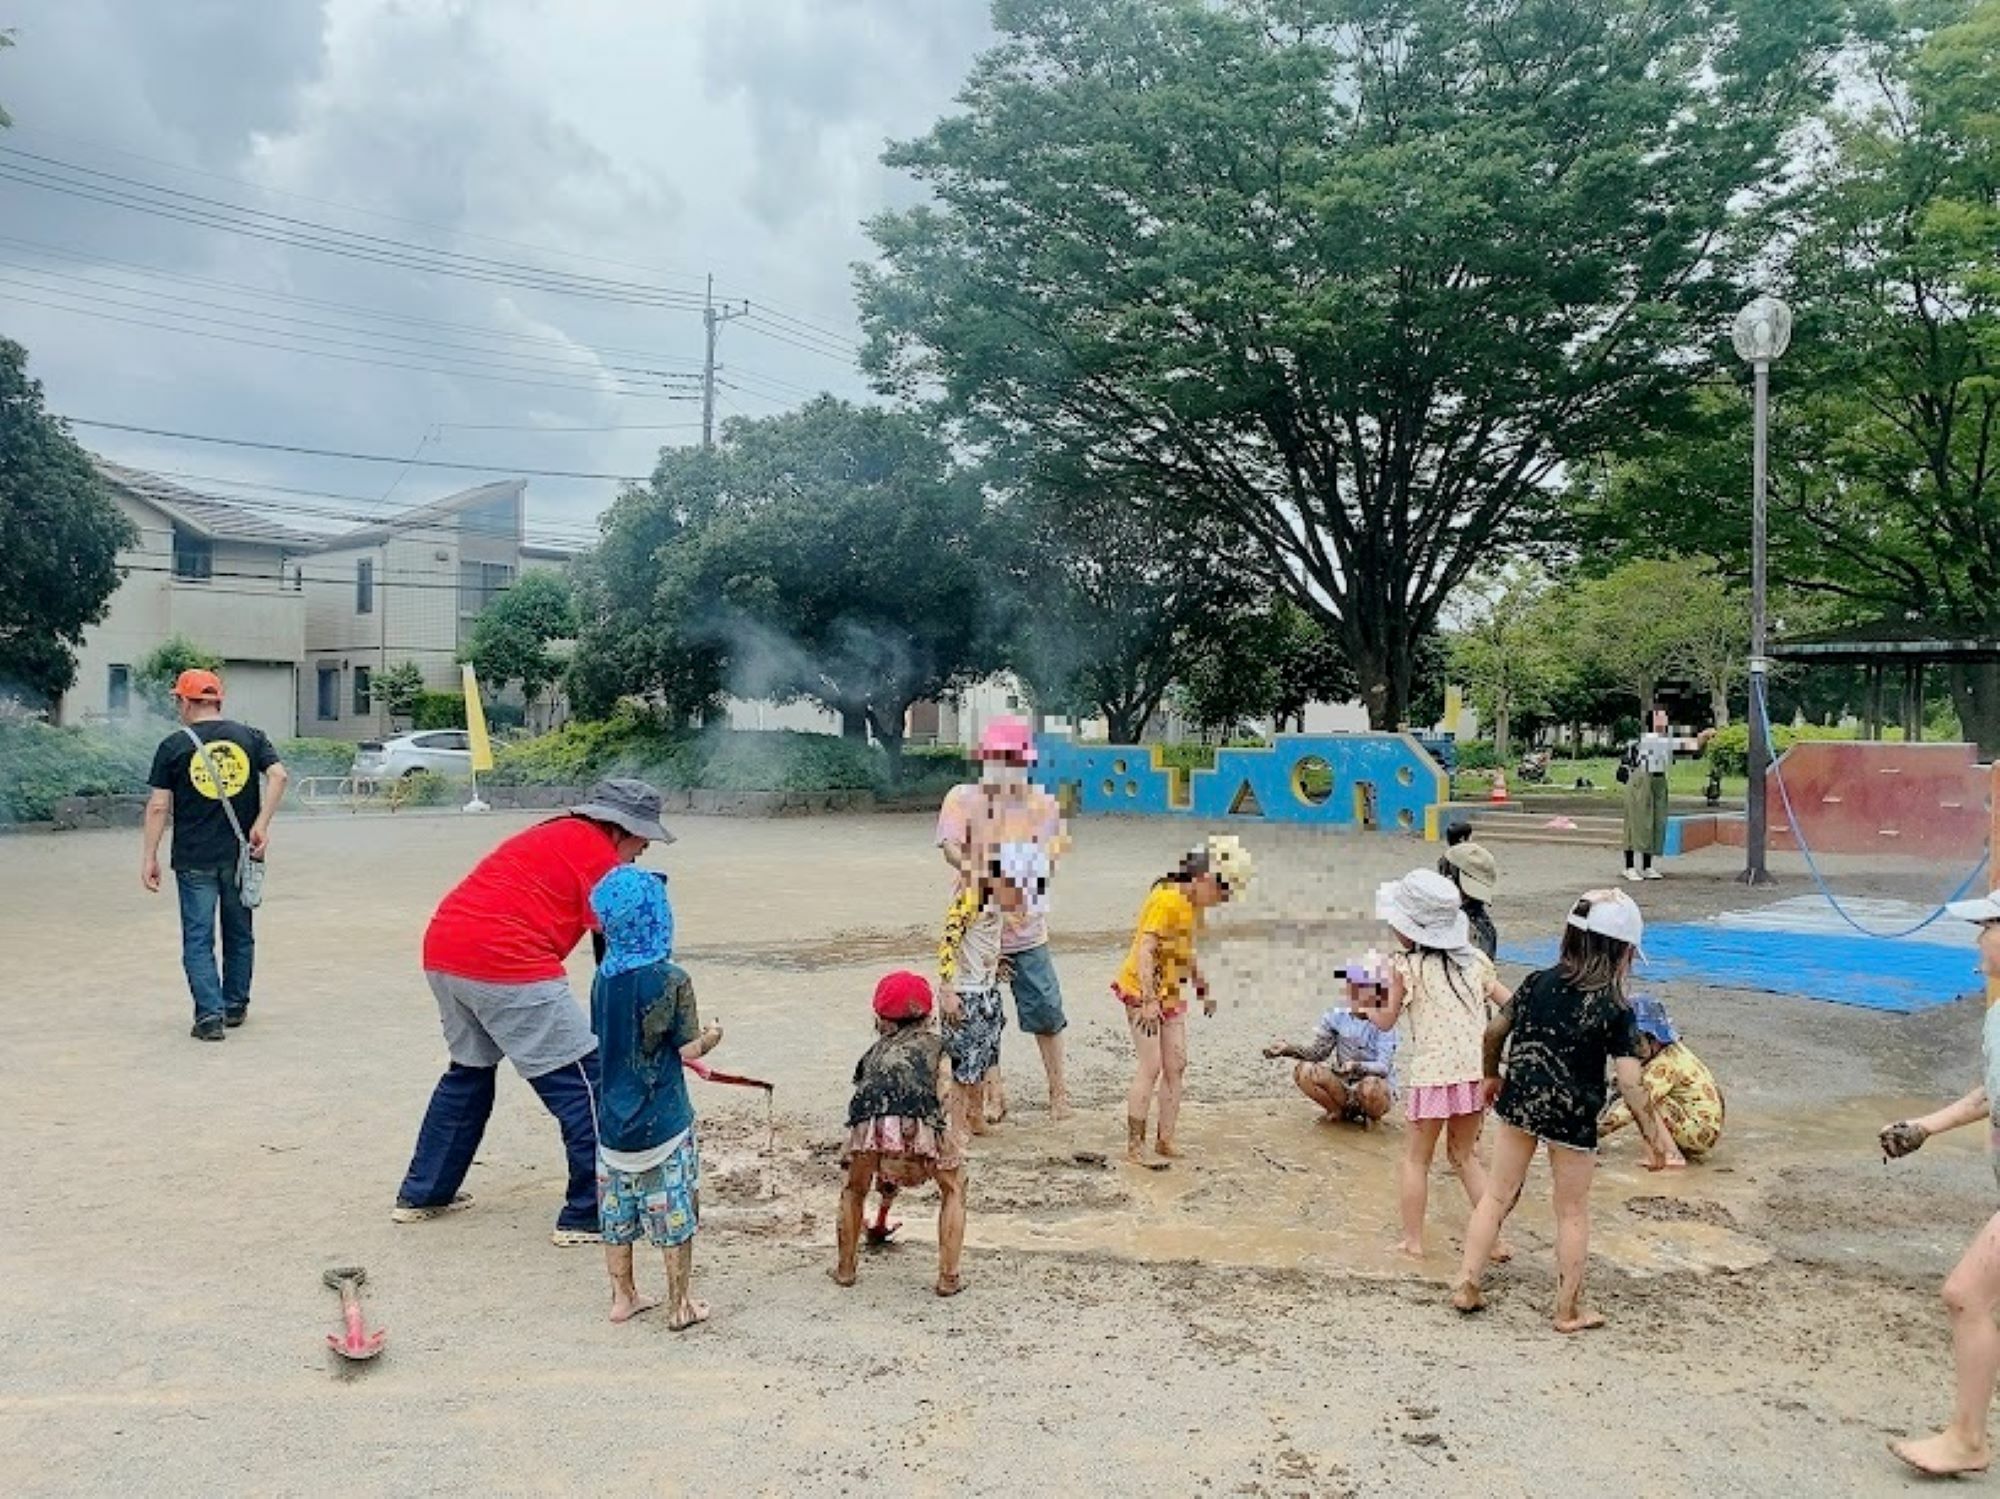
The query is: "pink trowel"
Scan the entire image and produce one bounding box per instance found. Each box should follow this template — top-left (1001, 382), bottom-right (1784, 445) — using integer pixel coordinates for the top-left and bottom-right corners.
top-left (323, 1266), bottom-right (387, 1361)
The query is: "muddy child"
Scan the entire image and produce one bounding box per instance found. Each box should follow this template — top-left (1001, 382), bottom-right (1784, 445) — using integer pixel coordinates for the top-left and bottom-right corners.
top-left (1881, 893), bottom-right (2000, 1478)
top-left (1452, 888), bottom-right (1676, 1333)
top-left (1366, 869), bottom-right (1513, 1259)
top-left (1266, 950), bottom-right (1398, 1125)
top-left (937, 840), bottom-right (1047, 1143)
top-left (834, 970), bottom-right (967, 1297)
top-left (1114, 835), bottom-right (1254, 1169)
top-left (588, 865), bottom-right (722, 1328)
top-left (1599, 996), bottom-right (1721, 1163)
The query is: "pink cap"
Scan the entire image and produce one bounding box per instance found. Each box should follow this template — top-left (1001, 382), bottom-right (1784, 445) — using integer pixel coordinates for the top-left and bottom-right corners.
top-left (976, 716), bottom-right (1036, 763)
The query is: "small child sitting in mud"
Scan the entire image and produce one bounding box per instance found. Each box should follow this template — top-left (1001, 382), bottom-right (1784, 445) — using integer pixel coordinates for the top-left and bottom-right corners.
top-left (1264, 951), bottom-right (1398, 1125)
top-left (835, 970), bottom-right (967, 1297)
top-left (937, 841), bottom-right (1048, 1142)
top-left (1451, 888), bottom-right (1675, 1333)
top-left (588, 866), bottom-right (723, 1329)
top-left (1598, 995), bottom-right (1720, 1163)
top-left (1114, 835), bottom-right (1254, 1168)
top-left (1879, 893), bottom-right (2000, 1478)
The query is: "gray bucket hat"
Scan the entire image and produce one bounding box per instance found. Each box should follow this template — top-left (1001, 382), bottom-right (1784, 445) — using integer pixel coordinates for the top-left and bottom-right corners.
top-left (570, 777), bottom-right (675, 844)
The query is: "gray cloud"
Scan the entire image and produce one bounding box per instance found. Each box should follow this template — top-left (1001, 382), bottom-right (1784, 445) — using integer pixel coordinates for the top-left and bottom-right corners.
top-left (0, 0), bottom-right (991, 536)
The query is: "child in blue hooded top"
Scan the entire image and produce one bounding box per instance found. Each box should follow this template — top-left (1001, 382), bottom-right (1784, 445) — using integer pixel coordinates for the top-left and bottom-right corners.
top-left (588, 865), bottom-right (721, 1328)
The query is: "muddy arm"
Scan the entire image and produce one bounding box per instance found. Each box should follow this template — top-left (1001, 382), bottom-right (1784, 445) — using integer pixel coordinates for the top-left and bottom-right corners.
top-left (1612, 1056), bottom-right (1675, 1163)
top-left (1480, 1001), bottom-right (1515, 1081)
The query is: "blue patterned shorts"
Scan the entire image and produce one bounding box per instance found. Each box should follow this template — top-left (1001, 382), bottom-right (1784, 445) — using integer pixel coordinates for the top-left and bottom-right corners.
top-left (597, 1132), bottom-right (700, 1248)
top-left (943, 985), bottom-right (1004, 1084)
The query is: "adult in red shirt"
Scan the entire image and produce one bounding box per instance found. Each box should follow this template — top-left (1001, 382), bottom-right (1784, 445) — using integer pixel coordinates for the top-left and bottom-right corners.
top-left (392, 779), bottom-right (674, 1244)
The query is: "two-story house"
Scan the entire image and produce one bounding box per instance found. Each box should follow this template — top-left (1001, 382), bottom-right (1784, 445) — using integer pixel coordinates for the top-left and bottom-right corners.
top-left (57, 462), bottom-right (315, 735)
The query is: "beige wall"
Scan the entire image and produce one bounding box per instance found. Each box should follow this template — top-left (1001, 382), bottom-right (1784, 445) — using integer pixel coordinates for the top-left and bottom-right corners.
top-left (61, 493), bottom-right (305, 734)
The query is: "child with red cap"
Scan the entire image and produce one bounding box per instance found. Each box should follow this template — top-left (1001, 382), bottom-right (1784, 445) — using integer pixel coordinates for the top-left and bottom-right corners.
top-left (834, 970), bottom-right (968, 1296)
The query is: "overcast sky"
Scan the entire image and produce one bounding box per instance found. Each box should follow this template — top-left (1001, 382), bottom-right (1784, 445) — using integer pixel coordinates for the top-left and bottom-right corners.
top-left (0, 0), bottom-right (994, 543)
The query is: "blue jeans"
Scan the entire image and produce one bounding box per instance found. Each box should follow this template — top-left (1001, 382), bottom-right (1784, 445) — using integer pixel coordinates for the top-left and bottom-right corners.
top-left (397, 1052), bottom-right (602, 1231)
top-left (175, 867), bottom-right (254, 1023)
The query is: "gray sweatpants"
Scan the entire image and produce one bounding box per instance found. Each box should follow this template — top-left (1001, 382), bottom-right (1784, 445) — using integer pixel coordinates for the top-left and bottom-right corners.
top-left (425, 970), bottom-right (596, 1080)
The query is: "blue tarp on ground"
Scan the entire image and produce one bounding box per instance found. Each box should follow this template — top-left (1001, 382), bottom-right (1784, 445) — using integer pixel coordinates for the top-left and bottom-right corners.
top-left (1498, 923), bottom-right (1982, 1014)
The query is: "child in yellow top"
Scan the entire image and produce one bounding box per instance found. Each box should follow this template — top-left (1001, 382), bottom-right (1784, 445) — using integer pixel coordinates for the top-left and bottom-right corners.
top-left (1113, 835), bottom-right (1253, 1168)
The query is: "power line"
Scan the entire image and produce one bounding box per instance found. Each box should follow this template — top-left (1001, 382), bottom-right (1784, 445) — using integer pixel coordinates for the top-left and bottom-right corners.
top-left (0, 269), bottom-right (704, 388)
top-left (432, 421), bottom-right (704, 434)
top-left (0, 287), bottom-right (696, 398)
top-left (67, 419), bottom-right (654, 481)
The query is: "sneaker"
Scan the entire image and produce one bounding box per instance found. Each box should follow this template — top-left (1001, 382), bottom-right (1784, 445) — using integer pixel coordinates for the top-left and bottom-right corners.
top-left (190, 1019), bottom-right (226, 1041)
top-left (223, 1009), bottom-right (248, 1028)
top-left (550, 1227), bottom-right (603, 1247)
top-left (1643, 867), bottom-right (1664, 880)
top-left (1622, 868), bottom-right (1644, 884)
top-left (390, 1192), bottom-right (474, 1224)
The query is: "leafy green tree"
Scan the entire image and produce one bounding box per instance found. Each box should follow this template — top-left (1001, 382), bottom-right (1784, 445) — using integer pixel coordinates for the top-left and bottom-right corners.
top-left (0, 338), bottom-right (136, 707)
top-left (133, 635), bottom-right (223, 718)
top-left (376, 662), bottom-right (426, 726)
top-left (860, 0), bottom-right (1848, 729)
top-left (462, 571), bottom-right (578, 726)
top-left (1580, 0), bottom-right (2000, 751)
top-left (1449, 566), bottom-right (1557, 759)
top-left (1176, 595), bottom-right (1356, 739)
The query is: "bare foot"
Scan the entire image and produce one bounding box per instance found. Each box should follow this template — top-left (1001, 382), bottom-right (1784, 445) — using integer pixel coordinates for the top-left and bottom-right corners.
top-left (986, 1101), bottom-right (1009, 1126)
top-left (1126, 1144), bottom-right (1170, 1172)
top-left (1490, 1240), bottom-right (1515, 1265)
top-left (831, 1267), bottom-right (857, 1288)
top-left (1553, 1309), bottom-right (1608, 1334)
top-left (1891, 1431), bottom-right (1994, 1477)
top-left (1048, 1098), bottom-right (1072, 1122)
top-left (668, 1298), bottom-right (711, 1332)
top-left (935, 1272), bottom-right (968, 1298)
top-left (1315, 1110), bottom-right (1341, 1126)
top-left (1398, 1239), bottom-right (1426, 1261)
top-left (609, 1292), bottom-right (660, 1324)
top-left (968, 1118), bottom-right (990, 1137)
top-left (1154, 1137), bottom-right (1184, 1160)
top-left (1450, 1281), bottom-right (1485, 1314)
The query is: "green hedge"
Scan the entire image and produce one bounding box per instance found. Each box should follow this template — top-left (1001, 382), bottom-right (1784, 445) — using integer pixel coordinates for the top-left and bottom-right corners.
top-left (275, 737), bottom-right (357, 777)
top-left (490, 711), bottom-right (897, 792)
top-left (0, 721), bottom-right (154, 823)
top-left (1706, 722), bottom-right (1860, 777)
top-left (1455, 739), bottom-right (1498, 772)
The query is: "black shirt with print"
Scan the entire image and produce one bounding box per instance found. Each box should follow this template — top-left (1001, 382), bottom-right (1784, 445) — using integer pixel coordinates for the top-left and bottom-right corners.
top-left (147, 721), bottom-right (281, 871)
top-left (1496, 968), bottom-right (1643, 1151)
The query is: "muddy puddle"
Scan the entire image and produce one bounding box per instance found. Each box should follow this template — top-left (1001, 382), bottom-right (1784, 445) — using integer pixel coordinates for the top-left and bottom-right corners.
top-left (701, 1091), bottom-right (1983, 1285)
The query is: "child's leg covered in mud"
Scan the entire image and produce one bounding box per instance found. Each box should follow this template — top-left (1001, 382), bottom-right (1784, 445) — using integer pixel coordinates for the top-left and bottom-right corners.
top-left (1453, 1120), bottom-right (1537, 1311)
top-left (1399, 1116), bottom-right (1446, 1257)
top-left (1548, 1144), bottom-right (1601, 1333)
top-left (1155, 1013), bottom-right (1189, 1157)
top-left (1125, 1010), bottom-right (1167, 1168)
top-left (834, 1152), bottom-right (875, 1287)
top-left (935, 1164), bottom-right (968, 1297)
top-left (1893, 1209), bottom-right (2000, 1476)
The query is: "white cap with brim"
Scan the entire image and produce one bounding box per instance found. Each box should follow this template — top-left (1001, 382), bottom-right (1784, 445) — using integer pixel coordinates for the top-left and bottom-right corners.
top-left (1567, 887), bottom-right (1646, 960)
top-left (1947, 894), bottom-right (2000, 925)
top-left (1382, 869), bottom-right (1471, 952)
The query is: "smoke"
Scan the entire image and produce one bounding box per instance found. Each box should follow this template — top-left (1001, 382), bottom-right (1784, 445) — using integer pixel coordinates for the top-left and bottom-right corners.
top-left (694, 606), bottom-right (923, 732)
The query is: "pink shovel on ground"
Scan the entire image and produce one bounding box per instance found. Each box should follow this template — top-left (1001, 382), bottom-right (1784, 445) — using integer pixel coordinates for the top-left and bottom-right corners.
top-left (323, 1266), bottom-right (386, 1362)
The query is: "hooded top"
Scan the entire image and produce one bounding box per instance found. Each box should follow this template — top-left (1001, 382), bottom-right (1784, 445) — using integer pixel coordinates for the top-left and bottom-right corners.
top-left (591, 866), bottom-right (675, 978)
top-left (587, 866), bottom-right (696, 1155)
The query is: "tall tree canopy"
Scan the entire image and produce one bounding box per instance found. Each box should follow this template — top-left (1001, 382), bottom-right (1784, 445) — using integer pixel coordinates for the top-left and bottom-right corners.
top-left (860, 0), bottom-right (1849, 727)
top-left (462, 571), bottom-right (578, 728)
top-left (577, 398), bottom-right (996, 773)
top-left (1579, 0), bottom-right (2000, 750)
top-left (0, 338), bottom-right (134, 705)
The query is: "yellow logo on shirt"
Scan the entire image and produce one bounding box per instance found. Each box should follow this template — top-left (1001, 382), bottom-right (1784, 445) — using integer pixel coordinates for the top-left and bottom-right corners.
top-left (188, 740), bottom-right (252, 800)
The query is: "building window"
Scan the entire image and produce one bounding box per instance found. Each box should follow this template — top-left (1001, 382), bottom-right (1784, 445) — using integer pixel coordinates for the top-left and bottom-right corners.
top-left (317, 666), bottom-right (339, 722)
top-left (356, 559), bottom-right (374, 614)
top-left (172, 527), bottom-right (213, 582)
top-left (353, 666), bottom-right (373, 717)
top-left (458, 560), bottom-right (514, 618)
top-left (107, 665), bottom-right (130, 717)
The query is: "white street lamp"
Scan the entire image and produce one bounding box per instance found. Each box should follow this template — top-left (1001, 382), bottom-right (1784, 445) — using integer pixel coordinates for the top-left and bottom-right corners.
top-left (1733, 295), bottom-right (1792, 885)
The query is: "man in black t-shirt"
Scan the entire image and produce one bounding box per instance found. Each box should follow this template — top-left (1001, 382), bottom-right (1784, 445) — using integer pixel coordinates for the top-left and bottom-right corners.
top-left (142, 668), bottom-right (289, 1041)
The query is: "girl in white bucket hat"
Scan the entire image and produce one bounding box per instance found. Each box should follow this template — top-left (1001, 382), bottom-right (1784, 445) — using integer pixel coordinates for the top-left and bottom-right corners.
top-left (1359, 869), bottom-right (1514, 1260)
top-left (1453, 888), bottom-right (1677, 1333)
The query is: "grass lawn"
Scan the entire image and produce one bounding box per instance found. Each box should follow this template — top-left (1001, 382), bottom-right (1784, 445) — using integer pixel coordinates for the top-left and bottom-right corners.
top-left (1451, 756), bottom-right (1747, 805)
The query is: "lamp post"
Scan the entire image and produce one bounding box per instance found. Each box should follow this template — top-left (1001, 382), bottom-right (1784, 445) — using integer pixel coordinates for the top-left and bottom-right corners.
top-left (1732, 295), bottom-right (1793, 886)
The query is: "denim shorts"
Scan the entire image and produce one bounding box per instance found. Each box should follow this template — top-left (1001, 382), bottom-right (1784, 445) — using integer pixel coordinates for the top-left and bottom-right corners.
top-left (1003, 942), bottom-right (1067, 1035)
top-left (598, 1132), bottom-right (700, 1248)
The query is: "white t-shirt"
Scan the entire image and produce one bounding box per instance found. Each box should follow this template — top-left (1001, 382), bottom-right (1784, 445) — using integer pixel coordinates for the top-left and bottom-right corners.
top-left (600, 1127), bottom-right (688, 1175)
top-left (1635, 733), bottom-right (1676, 776)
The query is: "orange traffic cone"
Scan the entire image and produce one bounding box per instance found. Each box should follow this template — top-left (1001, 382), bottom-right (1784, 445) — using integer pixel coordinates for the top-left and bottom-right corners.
top-left (1488, 768), bottom-right (1510, 804)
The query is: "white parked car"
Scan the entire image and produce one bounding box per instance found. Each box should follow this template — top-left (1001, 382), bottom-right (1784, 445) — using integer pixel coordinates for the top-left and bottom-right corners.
top-left (353, 730), bottom-right (474, 781)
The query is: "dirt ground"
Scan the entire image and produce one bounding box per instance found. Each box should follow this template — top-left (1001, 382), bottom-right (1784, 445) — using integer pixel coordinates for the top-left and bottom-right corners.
top-left (1, 808), bottom-right (1993, 1497)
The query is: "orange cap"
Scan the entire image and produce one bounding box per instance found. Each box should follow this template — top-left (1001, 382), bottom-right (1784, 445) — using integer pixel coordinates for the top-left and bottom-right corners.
top-left (172, 669), bottom-right (224, 702)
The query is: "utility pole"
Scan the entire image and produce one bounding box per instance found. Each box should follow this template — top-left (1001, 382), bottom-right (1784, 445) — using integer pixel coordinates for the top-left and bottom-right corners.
top-left (701, 274), bottom-right (749, 451)
top-left (1732, 295), bottom-right (1793, 886)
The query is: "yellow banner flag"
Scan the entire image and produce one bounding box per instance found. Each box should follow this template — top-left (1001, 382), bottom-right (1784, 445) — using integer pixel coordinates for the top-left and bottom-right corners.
top-left (461, 663), bottom-right (495, 772)
top-left (1443, 684), bottom-right (1464, 736)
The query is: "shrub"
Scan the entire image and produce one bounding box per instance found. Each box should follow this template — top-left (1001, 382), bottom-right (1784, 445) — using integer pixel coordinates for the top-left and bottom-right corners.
top-left (276, 737), bottom-right (357, 778)
top-left (491, 712), bottom-right (890, 792)
top-left (1705, 722), bottom-right (1859, 777)
top-left (411, 691), bottom-right (467, 730)
top-left (395, 770), bottom-right (452, 807)
top-left (1454, 739), bottom-right (1498, 772)
top-left (0, 720), bottom-right (154, 823)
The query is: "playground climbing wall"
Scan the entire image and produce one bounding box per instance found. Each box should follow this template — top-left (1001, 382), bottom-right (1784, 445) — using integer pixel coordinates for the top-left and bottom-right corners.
top-left (1669, 740), bottom-right (1991, 860)
top-left (1031, 733), bottom-right (1449, 834)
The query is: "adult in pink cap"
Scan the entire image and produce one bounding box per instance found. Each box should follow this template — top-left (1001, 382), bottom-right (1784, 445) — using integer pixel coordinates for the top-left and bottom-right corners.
top-left (935, 715), bottom-right (1072, 1120)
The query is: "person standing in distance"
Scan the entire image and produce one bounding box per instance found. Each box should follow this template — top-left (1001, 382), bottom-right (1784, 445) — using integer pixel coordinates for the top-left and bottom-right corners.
top-left (140, 669), bottom-right (289, 1042)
